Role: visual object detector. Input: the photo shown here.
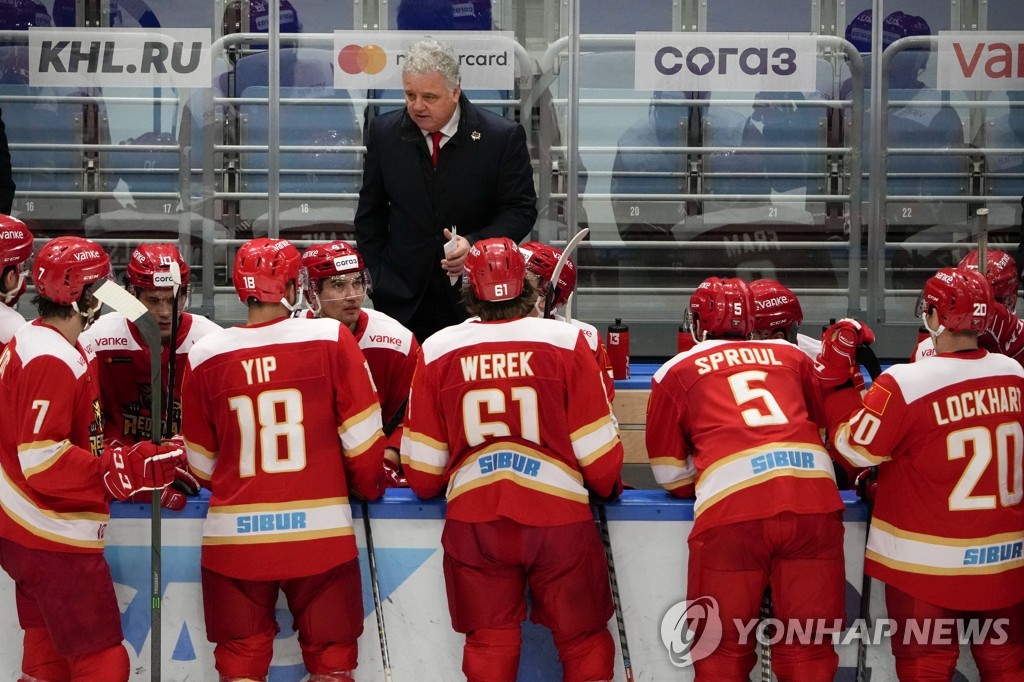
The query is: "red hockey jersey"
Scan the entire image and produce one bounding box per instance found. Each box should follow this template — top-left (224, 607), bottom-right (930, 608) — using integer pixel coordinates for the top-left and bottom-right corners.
top-left (0, 320), bottom-right (109, 553)
top-left (827, 349), bottom-right (1024, 611)
top-left (352, 308), bottom-right (419, 448)
top-left (558, 315), bottom-right (615, 401)
top-left (0, 304), bottom-right (27, 354)
top-left (180, 317), bottom-right (386, 580)
top-left (81, 311), bottom-right (221, 444)
top-left (402, 317), bottom-right (623, 526)
top-left (647, 339), bottom-right (843, 537)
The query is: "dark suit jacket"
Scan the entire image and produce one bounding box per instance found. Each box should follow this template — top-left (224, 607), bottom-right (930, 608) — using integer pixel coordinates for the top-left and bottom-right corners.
top-left (355, 93), bottom-right (537, 329)
top-left (0, 107), bottom-right (15, 214)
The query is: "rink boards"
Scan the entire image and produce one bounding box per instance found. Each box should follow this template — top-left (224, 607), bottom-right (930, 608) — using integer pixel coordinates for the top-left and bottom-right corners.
top-left (0, 490), bottom-right (981, 681)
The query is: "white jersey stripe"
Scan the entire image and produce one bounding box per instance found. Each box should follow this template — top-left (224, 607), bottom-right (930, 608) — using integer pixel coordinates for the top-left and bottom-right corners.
top-left (402, 432), bottom-right (450, 471)
top-left (0, 469), bottom-right (106, 548)
top-left (203, 500), bottom-right (354, 544)
top-left (446, 444), bottom-right (587, 502)
top-left (868, 520), bottom-right (1024, 576)
top-left (18, 440), bottom-right (71, 477)
top-left (694, 447), bottom-right (835, 516)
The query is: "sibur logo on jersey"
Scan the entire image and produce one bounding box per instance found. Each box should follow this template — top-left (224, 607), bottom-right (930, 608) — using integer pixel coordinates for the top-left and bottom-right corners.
top-left (963, 540), bottom-right (1024, 567)
top-left (237, 511), bottom-right (308, 534)
top-left (750, 449), bottom-right (819, 475)
top-left (478, 451), bottom-right (541, 477)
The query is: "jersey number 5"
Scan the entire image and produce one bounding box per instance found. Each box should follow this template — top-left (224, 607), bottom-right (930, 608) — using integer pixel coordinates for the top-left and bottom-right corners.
top-left (727, 370), bottom-right (788, 427)
top-left (229, 389), bottom-right (306, 476)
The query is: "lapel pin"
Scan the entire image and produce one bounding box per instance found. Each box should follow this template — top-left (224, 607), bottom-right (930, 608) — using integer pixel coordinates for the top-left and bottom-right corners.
top-left (471, 131), bottom-right (481, 141)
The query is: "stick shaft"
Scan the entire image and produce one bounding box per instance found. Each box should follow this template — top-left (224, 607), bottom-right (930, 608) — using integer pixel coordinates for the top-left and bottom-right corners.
top-left (362, 501), bottom-right (393, 680)
top-left (596, 504), bottom-right (633, 682)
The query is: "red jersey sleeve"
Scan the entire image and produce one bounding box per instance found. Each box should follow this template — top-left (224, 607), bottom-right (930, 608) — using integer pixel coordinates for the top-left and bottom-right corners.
top-left (402, 352), bottom-right (449, 500)
top-left (180, 359), bottom-right (218, 486)
top-left (11, 352), bottom-right (107, 504)
top-left (829, 372), bottom-right (905, 468)
top-left (565, 333), bottom-right (623, 498)
top-left (334, 328), bottom-right (387, 501)
top-left (646, 362), bottom-right (698, 497)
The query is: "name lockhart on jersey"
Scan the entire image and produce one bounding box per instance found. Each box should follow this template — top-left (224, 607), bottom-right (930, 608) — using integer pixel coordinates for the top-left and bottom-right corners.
top-left (932, 386), bottom-right (1021, 425)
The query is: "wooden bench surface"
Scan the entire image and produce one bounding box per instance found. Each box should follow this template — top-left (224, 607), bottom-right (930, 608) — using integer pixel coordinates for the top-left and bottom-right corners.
top-left (612, 389), bottom-right (651, 465)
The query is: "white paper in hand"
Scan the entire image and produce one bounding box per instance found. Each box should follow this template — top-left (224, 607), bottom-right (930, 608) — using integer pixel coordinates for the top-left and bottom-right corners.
top-left (443, 226), bottom-right (460, 285)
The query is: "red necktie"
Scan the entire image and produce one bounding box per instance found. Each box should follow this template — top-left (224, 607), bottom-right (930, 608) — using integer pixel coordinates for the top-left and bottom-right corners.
top-left (430, 131), bottom-right (444, 168)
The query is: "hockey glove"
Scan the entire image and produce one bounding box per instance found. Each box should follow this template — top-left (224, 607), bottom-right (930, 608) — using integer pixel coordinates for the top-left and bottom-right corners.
top-left (382, 457), bottom-right (408, 488)
top-left (985, 301), bottom-right (1024, 361)
top-left (855, 467), bottom-right (878, 505)
top-left (815, 318), bottom-right (875, 388)
top-left (103, 441), bottom-right (187, 502)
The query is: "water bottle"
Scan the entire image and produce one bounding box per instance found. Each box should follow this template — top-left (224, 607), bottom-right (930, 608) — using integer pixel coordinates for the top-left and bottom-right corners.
top-left (608, 318), bottom-right (630, 380)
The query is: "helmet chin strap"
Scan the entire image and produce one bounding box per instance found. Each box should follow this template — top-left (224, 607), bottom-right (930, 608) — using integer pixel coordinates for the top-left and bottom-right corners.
top-left (0, 273), bottom-right (26, 305)
top-left (281, 288), bottom-right (305, 313)
top-left (922, 312), bottom-right (945, 341)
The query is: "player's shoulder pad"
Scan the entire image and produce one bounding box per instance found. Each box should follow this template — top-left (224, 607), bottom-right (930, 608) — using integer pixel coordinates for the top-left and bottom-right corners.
top-left (79, 311), bottom-right (138, 354)
top-left (361, 308), bottom-right (415, 355)
top-left (421, 316), bottom-right (581, 364)
top-left (884, 350), bottom-right (1024, 404)
top-left (566, 317), bottom-right (600, 352)
top-left (15, 321), bottom-right (92, 379)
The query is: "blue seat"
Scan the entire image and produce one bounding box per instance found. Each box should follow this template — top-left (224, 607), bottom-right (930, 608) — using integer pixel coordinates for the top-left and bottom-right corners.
top-left (0, 84), bottom-right (84, 194)
top-left (238, 84), bottom-right (362, 195)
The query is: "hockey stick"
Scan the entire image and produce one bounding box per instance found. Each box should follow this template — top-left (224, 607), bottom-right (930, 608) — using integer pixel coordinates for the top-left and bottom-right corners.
top-left (596, 503), bottom-right (634, 682)
top-left (543, 228), bottom-right (589, 319)
top-left (852, 345), bottom-right (883, 682)
top-left (91, 280), bottom-right (165, 680)
top-left (759, 587), bottom-right (773, 682)
top-left (362, 498), bottom-right (392, 682)
top-left (975, 208), bottom-right (989, 277)
top-left (164, 262), bottom-right (181, 440)
top-left (361, 395), bottom-right (405, 681)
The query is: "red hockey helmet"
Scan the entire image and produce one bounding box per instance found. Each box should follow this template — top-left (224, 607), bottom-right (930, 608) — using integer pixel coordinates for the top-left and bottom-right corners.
top-left (32, 236), bottom-right (111, 306)
top-left (301, 241), bottom-right (369, 284)
top-left (957, 249), bottom-right (1017, 312)
top-left (0, 216), bottom-right (34, 305)
top-left (233, 238), bottom-right (303, 306)
top-left (127, 243), bottom-right (190, 290)
top-left (301, 241), bottom-right (371, 313)
top-left (918, 267), bottom-right (992, 333)
top-left (688, 277), bottom-right (755, 340)
top-left (465, 237), bottom-right (526, 302)
top-left (520, 241), bottom-right (577, 310)
top-left (0, 215), bottom-right (33, 269)
top-left (749, 278), bottom-right (803, 338)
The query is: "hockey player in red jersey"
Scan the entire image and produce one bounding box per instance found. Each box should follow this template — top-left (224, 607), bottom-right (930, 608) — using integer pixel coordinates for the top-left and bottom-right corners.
top-left (912, 248), bottom-right (1017, 362)
top-left (402, 237), bottom-right (624, 682)
top-left (0, 236), bottom-right (185, 682)
top-left (180, 237), bottom-right (386, 682)
top-left (80, 243), bottom-right (219, 510)
top-left (519, 240), bottom-right (615, 400)
top-left (0, 215), bottom-right (34, 352)
top-left (646, 276), bottom-right (845, 681)
top-left (301, 240), bottom-right (418, 483)
top-left (749, 278), bottom-right (822, 359)
top-left (819, 268), bottom-right (1024, 680)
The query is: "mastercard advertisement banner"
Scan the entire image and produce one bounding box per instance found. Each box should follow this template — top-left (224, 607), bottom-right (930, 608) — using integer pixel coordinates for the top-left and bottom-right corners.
top-left (333, 31), bottom-right (515, 90)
